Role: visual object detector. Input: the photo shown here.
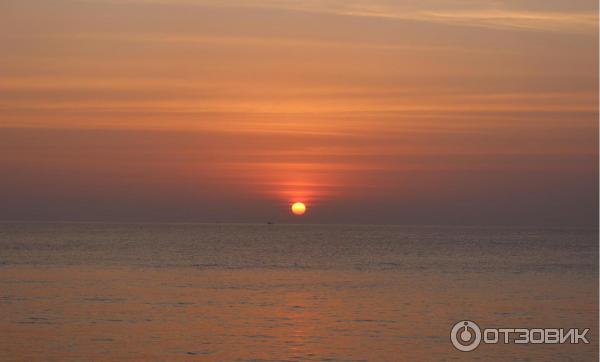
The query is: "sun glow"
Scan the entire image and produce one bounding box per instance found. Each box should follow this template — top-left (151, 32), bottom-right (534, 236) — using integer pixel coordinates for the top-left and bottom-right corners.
top-left (291, 202), bottom-right (307, 215)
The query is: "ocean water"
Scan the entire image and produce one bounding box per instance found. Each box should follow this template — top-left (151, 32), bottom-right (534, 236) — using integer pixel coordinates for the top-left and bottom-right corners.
top-left (0, 223), bottom-right (597, 361)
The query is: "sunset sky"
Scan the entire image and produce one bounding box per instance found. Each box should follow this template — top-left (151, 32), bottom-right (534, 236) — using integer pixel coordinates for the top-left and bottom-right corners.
top-left (1, 0), bottom-right (598, 225)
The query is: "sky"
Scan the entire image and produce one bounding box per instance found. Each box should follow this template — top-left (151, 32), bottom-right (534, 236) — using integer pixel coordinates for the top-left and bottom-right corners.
top-left (0, 0), bottom-right (598, 226)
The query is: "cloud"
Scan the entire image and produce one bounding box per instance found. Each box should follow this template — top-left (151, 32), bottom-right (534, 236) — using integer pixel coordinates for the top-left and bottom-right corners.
top-left (415, 9), bottom-right (597, 33)
top-left (83, 0), bottom-right (597, 34)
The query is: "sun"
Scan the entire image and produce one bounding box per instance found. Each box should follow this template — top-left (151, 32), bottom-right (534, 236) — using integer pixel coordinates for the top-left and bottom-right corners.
top-left (291, 202), bottom-right (306, 215)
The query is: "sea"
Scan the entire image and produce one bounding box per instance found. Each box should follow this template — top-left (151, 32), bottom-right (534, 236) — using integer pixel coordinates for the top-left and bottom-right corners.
top-left (0, 223), bottom-right (597, 361)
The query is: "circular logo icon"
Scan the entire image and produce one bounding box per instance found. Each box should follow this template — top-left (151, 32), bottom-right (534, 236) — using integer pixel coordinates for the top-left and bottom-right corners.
top-left (451, 320), bottom-right (482, 352)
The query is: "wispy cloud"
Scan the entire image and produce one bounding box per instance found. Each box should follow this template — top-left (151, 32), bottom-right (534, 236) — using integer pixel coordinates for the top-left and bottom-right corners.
top-left (86, 0), bottom-right (598, 34)
top-left (415, 9), bottom-right (597, 33)
top-left (254, 1), bottom-right (597, 34)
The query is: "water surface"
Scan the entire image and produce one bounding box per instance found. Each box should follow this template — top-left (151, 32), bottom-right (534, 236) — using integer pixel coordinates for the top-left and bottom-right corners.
top-left (0, 223), bottom-right (597, 361)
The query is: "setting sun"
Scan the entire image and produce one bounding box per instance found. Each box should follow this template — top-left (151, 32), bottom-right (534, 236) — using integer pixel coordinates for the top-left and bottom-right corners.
top-left (291, 202), bottom-right (307, 215)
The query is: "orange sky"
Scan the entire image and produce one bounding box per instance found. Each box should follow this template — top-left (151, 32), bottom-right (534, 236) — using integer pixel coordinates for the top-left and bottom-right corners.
top-left (0, 0), bottom-right (598, 225)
